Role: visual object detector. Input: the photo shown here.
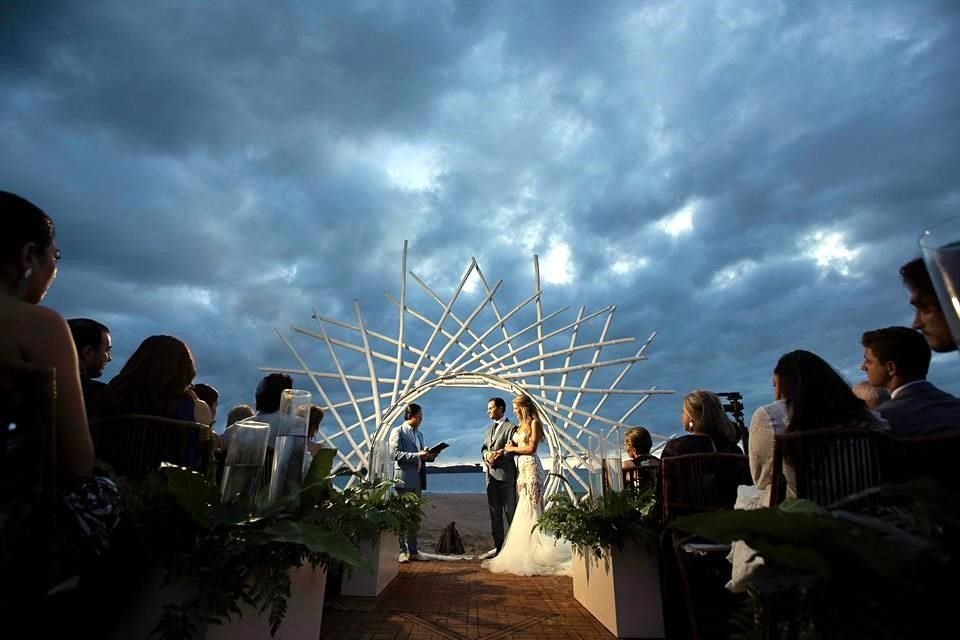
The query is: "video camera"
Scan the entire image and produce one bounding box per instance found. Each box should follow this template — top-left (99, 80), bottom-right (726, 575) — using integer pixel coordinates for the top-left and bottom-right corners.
top-left (716, 391), bottom-right (749, 454)
top-left (716, 391), bottom-right (745, 425)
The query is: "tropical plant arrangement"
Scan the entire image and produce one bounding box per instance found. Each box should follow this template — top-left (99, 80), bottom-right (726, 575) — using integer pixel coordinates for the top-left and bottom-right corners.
top-left (536, 488), bottom-right (659, 558)
top-left (331, 474), bottom-right (424, 545)
top-left (670, 480), bottom-right (958, 640)
top-left (106, 450), bottom-right (423, 640)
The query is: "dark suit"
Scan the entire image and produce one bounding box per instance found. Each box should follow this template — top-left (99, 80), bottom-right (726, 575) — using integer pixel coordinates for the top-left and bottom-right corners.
top-left (877, 381), bottom-right (960, 436)
top-left (481, 418), bottom-right (517, 552)
top-left (81, 377), bottom-right (108, 421)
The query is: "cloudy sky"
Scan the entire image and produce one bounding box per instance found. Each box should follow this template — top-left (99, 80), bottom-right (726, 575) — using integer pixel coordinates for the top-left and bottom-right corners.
top-left (4, 0), bottom-right (960, 466)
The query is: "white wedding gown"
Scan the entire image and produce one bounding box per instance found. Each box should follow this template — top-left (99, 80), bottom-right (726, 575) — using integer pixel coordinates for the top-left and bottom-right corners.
top-left (482, 430), bottom-right (572, 576)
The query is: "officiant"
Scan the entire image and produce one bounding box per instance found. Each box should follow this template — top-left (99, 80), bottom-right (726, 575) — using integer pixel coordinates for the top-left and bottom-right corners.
top-left (389, 403), bottom-right (438, 563)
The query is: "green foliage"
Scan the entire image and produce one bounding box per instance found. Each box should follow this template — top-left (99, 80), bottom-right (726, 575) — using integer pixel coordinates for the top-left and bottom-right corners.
top-left (670, 480), bottom-right (958, 639)
top-left (328, 476), bottom-right (424, 543)
top-left (111, 450), bottom-right (399, 640)
top-left (535, 489), bottom-right (659, 558)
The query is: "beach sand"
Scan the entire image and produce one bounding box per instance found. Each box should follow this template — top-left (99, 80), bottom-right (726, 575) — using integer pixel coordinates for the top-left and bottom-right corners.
top-left (417, 492), bottom-right (494, 555)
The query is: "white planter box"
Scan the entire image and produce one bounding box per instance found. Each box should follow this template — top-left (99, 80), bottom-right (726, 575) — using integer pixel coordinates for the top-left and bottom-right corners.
top-left (206, 562), bottom-right (327, 640)
top-left (572, 540), bottom-right (665, 639)
top-left (340, 530), bottom-right (400, 597)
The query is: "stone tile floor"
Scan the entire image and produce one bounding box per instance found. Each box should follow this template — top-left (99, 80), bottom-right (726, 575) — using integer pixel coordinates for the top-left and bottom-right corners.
top-left (320, 560), bottom-right (614, 639)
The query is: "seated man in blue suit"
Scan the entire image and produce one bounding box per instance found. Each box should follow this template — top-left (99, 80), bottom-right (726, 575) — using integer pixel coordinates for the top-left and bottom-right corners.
top-left (389, 403), bottom-right (438, 562)
top-left (861, 326), bottom-right (960, 436)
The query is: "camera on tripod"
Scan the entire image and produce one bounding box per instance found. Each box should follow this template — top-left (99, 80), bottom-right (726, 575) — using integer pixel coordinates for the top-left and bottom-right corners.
top-left (716, 391), bottom-right (744, 422)
top-left (716, 391), bottom-right (748, 453)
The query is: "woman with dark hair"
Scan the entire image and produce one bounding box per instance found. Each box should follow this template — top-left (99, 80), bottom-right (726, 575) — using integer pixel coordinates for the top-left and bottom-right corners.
top-left (749, 350), bottom-right (886, 501)
top-left (0, 191), bottom-right (118, 554)
top-left (730, 350), bottom-right (888, 591)
top-left (103, 335), bottom-right (212, 424)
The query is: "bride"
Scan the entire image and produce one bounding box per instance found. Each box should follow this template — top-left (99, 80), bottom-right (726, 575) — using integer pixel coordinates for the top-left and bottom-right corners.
top-left (482, 394), bottom-right (572, 576)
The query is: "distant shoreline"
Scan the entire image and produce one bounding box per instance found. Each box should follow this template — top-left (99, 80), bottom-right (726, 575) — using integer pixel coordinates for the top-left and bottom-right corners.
top-left (427, 464), bottom-right (483, 474)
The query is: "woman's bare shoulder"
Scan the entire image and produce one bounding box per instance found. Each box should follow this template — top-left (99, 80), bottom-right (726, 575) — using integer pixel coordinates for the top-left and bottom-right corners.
top-left (0, 300), bottom-right (69, 357)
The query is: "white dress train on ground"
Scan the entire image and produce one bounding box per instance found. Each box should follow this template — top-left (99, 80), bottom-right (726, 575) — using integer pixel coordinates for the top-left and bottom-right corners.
top-left (482, 430), bottom-right (572, 576)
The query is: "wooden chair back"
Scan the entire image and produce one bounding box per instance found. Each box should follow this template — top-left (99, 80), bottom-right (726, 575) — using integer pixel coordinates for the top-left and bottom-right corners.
top-left (90, 413), bottom-right (211, 479)
top-left (623, 463), bottom-right (659, 496)
top-left (769, 427), bottom-right (884, 508)
top-left (0, 361), bottom-right (57, 606)
top-left (0, 360), bottom-right (56, 507)
top-left (660, 452), bottom-right (750, 524)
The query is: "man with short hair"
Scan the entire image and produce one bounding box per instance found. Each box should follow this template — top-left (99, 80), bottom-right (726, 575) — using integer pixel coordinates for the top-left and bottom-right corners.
top-left (479, 397), bottom-right (517, 560)
top-left (67, 318), bottom-right (112, 420)
top-left (900, 258), bottom-right (957, 353)
top-left (254, 373), bottom-right (294, 446)
top-left (861, 326), bottom-right (960, 435)
top-left (192, 382), bottom-right (219, 425)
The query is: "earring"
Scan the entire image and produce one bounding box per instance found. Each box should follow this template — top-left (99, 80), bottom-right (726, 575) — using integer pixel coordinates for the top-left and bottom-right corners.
top-left (688, 421), bottom-right (695, 430)
top-left (23, 267), bottom-right (33, 280)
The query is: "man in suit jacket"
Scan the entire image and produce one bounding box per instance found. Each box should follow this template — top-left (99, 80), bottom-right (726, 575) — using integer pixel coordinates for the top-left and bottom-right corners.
top-left (479, 397), bottom-right (517, 559)
top-left (67, 318), bottom-right (112, 421)
top-left (861, 326), bottom-right (960, 436)
top-left (389, 403), bottom-right (436, 562)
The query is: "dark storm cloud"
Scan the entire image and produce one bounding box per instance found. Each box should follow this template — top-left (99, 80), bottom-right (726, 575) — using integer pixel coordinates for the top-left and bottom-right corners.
top-left (3, 0), bottom-right (960, 463)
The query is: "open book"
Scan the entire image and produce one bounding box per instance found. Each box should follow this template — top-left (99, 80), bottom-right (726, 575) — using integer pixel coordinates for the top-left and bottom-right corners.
top-left (426, 442), bottom-right (448, 455)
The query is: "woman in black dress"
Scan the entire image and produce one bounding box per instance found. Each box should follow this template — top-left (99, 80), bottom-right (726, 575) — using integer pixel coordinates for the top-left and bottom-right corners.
top-left (661, 390), bottom-right (742, 459)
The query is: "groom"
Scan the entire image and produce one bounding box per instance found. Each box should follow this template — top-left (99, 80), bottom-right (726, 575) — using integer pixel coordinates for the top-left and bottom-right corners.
top-left (479, 397), bottom-right (517, 559)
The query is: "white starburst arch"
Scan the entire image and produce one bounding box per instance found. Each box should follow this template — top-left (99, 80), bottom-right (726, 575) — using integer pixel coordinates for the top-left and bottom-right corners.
top-left (263, 241), bottom-right (673, 497)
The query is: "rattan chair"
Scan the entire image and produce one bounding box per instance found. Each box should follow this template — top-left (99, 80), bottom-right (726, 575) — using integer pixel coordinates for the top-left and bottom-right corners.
top-left (90, 413), bottom-right (212, 479)
top-left (623, 461), bottom-right (659, 496)
top-left (769, 427), bottom-right (885, 508)
top-left (660, 452), bottom-right (751, 524)
top-left (660, 452), bottom-right (751, 640)
top-left (0, 360), bottom-right (57, 613)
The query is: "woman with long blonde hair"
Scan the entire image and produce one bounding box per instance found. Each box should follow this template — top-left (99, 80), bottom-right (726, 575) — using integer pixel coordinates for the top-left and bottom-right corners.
top-left (661, 390), bottom-right (743, 459)
top-left (482, 394), bottom-right (571, 576)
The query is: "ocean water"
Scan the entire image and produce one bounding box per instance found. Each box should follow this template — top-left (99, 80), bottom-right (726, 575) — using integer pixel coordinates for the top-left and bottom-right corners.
top-left (424, 472), bottom-right (487, 494)
top-left (334, 469), bottom-right (594, 494)
top-left (426, 469), bottom-right (592, 494)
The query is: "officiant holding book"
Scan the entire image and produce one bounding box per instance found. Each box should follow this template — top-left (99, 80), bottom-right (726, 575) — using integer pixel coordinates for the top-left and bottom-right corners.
top-left (389, 402), bottom-right (440, 562)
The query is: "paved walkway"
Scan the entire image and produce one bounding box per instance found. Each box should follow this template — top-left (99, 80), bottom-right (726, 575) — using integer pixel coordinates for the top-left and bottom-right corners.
top-left (320, 560), bottom-right (614, 640)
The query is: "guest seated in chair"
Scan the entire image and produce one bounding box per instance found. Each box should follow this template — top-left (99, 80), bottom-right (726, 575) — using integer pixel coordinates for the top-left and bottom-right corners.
top-left (861, 326), bottom-right (960, 436)
top-left (750, 350), bottom-right (887, 504)
top-left (191, 382), bottom-right (219, 427)
top-left (851, 380), bottom-right (890, 410)
top-left (661, 390), bottom-right (743, 459)
top-left (0, 191), bottom-right (119, 555)
top-left (67, 318), bottom-right (112, 422)
top-left (623, 426), bottom-right (658, 468)
top-left (102, 335), bottom-right (213, 425)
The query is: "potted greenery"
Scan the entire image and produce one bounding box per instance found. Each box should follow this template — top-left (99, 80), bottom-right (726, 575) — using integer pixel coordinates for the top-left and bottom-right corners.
top-left (335, 477), bottom-right (422, 597)
top-left (670, 480), bottom-right (957, 640)
top-left (107, 449), bottom-right (370, 640)
top-left (538, 489), bottom-right (663, 639)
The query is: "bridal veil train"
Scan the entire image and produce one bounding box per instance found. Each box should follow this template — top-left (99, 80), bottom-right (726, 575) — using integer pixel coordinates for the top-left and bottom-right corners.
top-left (482, 395), bottom-right (572, 576)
